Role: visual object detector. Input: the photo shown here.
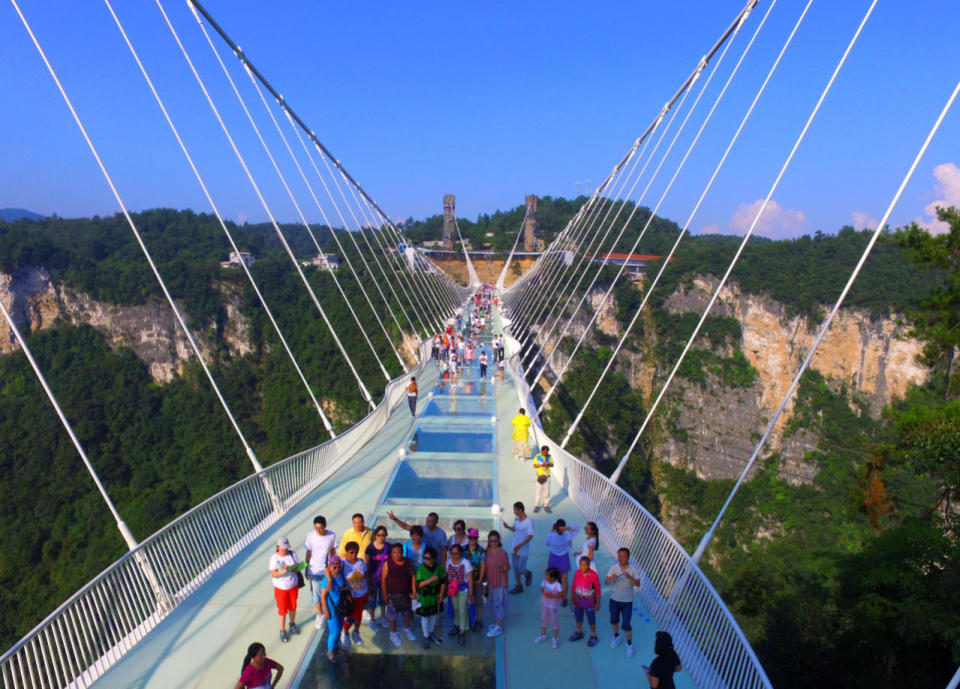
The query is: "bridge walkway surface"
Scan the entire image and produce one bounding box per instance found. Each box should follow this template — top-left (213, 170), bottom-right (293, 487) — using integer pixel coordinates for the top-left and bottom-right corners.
top-left (91, 306), bottom-right (693, 689)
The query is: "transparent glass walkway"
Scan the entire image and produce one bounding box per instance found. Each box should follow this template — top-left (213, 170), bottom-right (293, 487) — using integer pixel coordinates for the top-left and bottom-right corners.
top-left (90, 309), bottom-right (693, 689)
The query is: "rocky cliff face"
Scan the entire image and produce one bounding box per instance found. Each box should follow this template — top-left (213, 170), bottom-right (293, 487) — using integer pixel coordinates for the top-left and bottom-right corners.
top-left (537, 277), bottom-right (927, 483)
top-left (0, 268), bottom-right (252, 382)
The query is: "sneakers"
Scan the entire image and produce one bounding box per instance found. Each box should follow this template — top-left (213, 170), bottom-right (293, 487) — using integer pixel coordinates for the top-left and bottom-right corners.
top-left (611, 635), bottom-right (623, 649)
top-left (470, 620), bottom-right (482, 632)
top-left (369, 617), bottom-right (379, 632)
top-left (280, 629), bottom-right (289, 643)
top-left (448, 625), bottom-right (461, 638)
top-left (351, 630), bottom-right (362, 645)
top-left (534, 634), bottom-right (547, 644)
top-left (551, 637), bottom-right (559, 649)
top-left (289, 622), bottom-right (299, 635)
top-left (315, 614), bottom-right (324, 630)
top-left (326, 650), bottom-right (336, 662)
top-left (429, 633), bottom-right (444, 645)
top-left (403, 626), bottom-right (417, 641)
top-left (390, 631), bottom-right (402, 647)
top-left (525, 571), bottom-right (533, 587)
top-left (377, 616), bottom-right (391, 628)
top-left (362, 609), bottom-right (372, 621)
top-left (544, 506), bottom-right (552, 513)
top-left (486, 624), bottom-right (503, 638)
top-left (568, 631), bottom-right (584, 642)
top-left (340, 631), bottom-right (351, 648)
top-left (587, 635), bottom-right (598, 647)
top-left (509, 585), bottom-right (524, 594)
top-left (626, 644), bottom-right (635, 658)
top-left (533, 506), bottom-right (541, 513)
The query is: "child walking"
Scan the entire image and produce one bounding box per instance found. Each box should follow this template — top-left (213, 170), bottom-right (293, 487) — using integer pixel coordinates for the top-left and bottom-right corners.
top-left (534, 567), bottom-right (564, 649)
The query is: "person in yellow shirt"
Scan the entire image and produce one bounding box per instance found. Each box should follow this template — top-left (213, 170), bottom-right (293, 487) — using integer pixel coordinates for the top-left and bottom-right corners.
top-left (338, 513), bottom-right (373, 557)
top-left (511, 408), bottom-right (532, 461)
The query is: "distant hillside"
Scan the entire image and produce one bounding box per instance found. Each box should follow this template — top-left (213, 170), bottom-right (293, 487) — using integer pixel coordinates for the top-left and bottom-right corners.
top-left (0, 208), bottom-right (44, 222)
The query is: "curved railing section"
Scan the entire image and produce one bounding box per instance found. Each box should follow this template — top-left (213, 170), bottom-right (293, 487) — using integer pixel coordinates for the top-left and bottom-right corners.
top-left (501, 313), bottom-right (772, 689)
top-left (0, 338), bottom-right (435, 689)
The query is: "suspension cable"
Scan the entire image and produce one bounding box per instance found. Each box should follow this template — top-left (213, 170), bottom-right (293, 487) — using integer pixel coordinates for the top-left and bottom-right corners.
top-left (692, 68), bottom-right (960, 563)
top-left (609, 0), bottom-right (882, 485)
top-left (559, 0), bottom-right (772, 441)
top-left (101, 0), bottom-right (338, 437)
top-left (165, 0), bottom-right (376, 409)
top-left (11, 0), bottom-right (270, 481)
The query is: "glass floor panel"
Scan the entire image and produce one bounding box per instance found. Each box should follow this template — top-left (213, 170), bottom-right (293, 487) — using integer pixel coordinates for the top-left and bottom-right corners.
top-left (430, 380), bottom-right (495, 397)
top-left (384, 459), bottom-right (494, 504)
top-left (422, 397), bottom-right (495, 417)
top-left (297, 652), bottom-right (494, 689)
top-left (408, 429), bottom-right (494, 454)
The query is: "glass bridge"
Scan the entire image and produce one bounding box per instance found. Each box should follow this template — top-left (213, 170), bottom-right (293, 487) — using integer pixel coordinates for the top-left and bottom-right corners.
top-left (0, 306), bottom-right (764, 689)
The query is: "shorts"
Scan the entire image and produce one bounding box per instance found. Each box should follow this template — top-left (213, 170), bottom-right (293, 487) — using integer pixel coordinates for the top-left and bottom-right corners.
top-left (345, 594), bottom-right (369, 627)
top-left (573, 605), bottom-right (597, 626)
top-left (547, 552), bottom-right (571, 574)
top-left (387, 593), bottom-right (412, 620)
top-left (273, 586), bottom-right (298, 616)
top-left (513, 441), bottom-right (532, 458)
top-left (309, 573), bottom-right (325, 605)
top-left (609, 599), bottom-right (633, 631)
top-left (367, 583), bottom-right (386, 610)
top-left (511, 553), bottom-right (528, 576)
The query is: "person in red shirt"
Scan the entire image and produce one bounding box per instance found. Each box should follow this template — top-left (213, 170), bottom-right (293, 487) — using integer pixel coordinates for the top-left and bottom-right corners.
top-left (569, 556), bottom-right (601, 646)
top-left (233, 642), bottom-right (283, 689)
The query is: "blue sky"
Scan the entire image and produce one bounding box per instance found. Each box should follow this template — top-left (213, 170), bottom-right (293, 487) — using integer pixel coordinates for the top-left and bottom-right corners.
top-left (1, 0), bottom-right (958, 238)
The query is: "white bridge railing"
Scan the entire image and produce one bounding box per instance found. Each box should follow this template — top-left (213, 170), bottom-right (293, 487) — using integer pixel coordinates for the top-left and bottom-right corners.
top-left (0, 340), bottom-right (433, 689)
top-left (502, 315), bottom-right (772, 689)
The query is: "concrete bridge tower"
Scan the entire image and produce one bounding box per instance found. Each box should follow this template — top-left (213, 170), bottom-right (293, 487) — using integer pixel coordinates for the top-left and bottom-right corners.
top-left (524, 194), bottom-right (540, 251)
top-left (442, 194), bottom-right (456, 250)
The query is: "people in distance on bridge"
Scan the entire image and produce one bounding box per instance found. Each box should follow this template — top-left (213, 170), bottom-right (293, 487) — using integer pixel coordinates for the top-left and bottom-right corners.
top-left (364, 525), bottom-right (391, 631)
top-left (569, 556), bottom-right (601, 647)
top-left (465, 342), bottom-right (474, 369)
top-left (269, 537), bottom-right (301, 643)
top-left (534, 566), bottom-right (564, 649)
top-left (415, 546), bottom-right (446, 648)
top-left (234, 642), bottom-right (283, 689)
top-left (545, 518), bottom-right (579, 607)
top-left (389, 511), bottom-right (448, 566)
top-left (305, 516), bottom-right (337, 631)
top-left (643, 630), bottom-right (682, 689)
top-left (498, 357), bottom-right (505, 381)
top-left (319, 554), bottom-right (349, 661)
top-left (402, 525), bottom-right (425, 567)
top-left (464, 528), bottom-right (486, 632)
top-left (341, 542), bottom-right (368, 648)
top-left (533, 446), bottom-right (554, 513)
top-left (511, 408), bottom-right (532, 461)
top-left (338, 513), bottom-right (373, 558)
top-left (445, 544), bottom-right (473, 645)
top-left (479, 349), bottom-right (488, 379)
top-left (381, 542), bottom-right (417, 647)
top-left (407, 376), bottom-right (418, 418)
top-left (606, 547), bottom-right (642, 658)
top-left (501, 501), bottom-right (533, 594)
top-left (484, 530), bottom-right (510, 637)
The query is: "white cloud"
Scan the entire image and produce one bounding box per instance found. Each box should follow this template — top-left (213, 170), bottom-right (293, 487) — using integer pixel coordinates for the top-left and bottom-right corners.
top-left (236, 212), bottom-right (248, 225)
top-left (850, 211), bottom-right (879, 230)
top-left (700, 223), bottom-right (722, 235)
top-left (729, 199), bottom-right (809, 239)
top-left (917, 162), bottom-right (960, 235)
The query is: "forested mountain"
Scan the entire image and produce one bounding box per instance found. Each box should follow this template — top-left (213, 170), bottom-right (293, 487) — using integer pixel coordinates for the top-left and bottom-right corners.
top-left (1, 203), bottom-right (957, 688)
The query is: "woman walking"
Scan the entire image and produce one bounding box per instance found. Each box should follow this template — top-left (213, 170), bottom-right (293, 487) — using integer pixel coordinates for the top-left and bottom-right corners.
top-left (269, 537), bottom-right (300, 644)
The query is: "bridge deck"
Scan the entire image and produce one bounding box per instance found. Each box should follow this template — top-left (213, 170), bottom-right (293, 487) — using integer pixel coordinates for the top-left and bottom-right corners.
top-left (92, 309), bottom-right (693, 689)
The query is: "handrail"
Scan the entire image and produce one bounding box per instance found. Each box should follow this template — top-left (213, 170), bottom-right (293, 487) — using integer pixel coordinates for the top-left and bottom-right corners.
top-left (0, 337), bottom-right (436, 689)
top-left (501, 312), bottom-right (772, 689)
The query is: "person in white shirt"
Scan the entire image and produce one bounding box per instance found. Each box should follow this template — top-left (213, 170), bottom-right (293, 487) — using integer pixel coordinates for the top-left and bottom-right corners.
top-left (305, 516), bottom-right (337, 630)
top-left (605, 547), bottom-right (642, 657)
top-left (500, 501), bottom-right (534, 593)
top-left (270, 537), bottom-right (301, 643)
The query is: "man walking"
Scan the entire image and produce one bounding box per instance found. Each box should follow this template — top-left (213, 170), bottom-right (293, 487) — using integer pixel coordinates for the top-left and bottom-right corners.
top-left (407, 377), bottom-right (418, 418)
top-left (501, 501), bottom-right (533, 593)
top-left (533, 445), bottom-right (554, 513)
